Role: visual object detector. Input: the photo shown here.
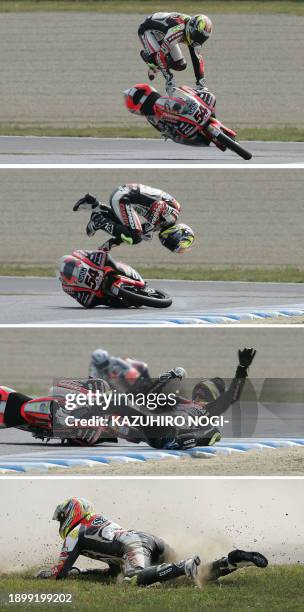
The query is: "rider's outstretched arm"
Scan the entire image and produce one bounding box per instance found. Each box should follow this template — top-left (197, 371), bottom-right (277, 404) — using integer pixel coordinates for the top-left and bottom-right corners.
top-left (189, 46), bottom-right (206, 86)
top-left (206, 348), bottom-right (256, 416)
top-left (36, 536), bottom-right (80, 579)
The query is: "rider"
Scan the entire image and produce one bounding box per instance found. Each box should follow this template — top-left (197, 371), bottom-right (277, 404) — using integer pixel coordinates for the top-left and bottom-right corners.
top-left (60, 184), bottom-right (194, 309)
top-left (36, 497), bottom-right (268, 584)
top-left (87, 347), bottom-right (256, 449)
top-left (89, 349), bottom-right (152, 389)
top-left (73, 184), bottom-right (194, 252)
top-left (138, 13), bottom-right (213, 92)
top-left (89, 347), bottom-right (255, 404)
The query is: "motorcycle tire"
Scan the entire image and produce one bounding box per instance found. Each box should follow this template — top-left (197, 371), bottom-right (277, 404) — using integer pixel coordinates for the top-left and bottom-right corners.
top-left (117, 284), bottom-right (172, 308)
top-left (216, 131), bottom-right (252, 160)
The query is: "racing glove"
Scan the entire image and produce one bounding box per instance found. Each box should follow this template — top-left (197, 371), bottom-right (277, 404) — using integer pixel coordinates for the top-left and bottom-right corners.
top-left (237, 348), bottom-right (256, 378)
top-left (36, 569), bottom-right (53, 579)
top-left (73, 193), bottom-right (100, 211)
top-left (159, 367), bottom-right (187, 382)
top-left (196, 77), bottom-right (208, 90)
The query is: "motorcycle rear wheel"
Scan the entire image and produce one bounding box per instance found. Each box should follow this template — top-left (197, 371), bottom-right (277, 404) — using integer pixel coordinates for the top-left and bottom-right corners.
top-left (117, 285), bottom-right (172, 308)
top-left (216, 131), bottom-right (252, 160)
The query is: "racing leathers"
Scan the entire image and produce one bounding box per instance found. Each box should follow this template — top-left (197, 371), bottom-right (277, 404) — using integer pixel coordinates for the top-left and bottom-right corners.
top-left (37, 513), bottom-right (198, 585)
top-left (37, 514), bottom-right (268, 585)
top-left (74, 184), bottom-right (181, 246)
top-left (138, 13), bottom-right (206, 89)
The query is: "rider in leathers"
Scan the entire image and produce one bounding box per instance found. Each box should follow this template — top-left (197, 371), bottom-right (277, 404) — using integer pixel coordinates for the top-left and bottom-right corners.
top-left (73, 184), bottom-right (182, 246)
top-left (138, 13), bottom-right (213, 91)
top-left (63, 184), bottom-right (193, 308)
top-left (36, 497), bottom-right (268, 585)
top-left (88, 348), bottom-right (256, 449)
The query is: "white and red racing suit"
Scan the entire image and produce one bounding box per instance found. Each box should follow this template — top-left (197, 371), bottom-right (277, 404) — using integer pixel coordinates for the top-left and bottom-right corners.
top-left (46, 514), bottom-right (166, 580)
top-left (138, 12), bottom-right (205, 84)
top-left (88, 184), bottom-right (181, 244)
top-left (38, 514), bottom-right (266, 585)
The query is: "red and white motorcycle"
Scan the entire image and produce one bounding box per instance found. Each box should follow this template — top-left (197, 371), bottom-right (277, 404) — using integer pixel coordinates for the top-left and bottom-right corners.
top-left (59, 238), bottom-right (172, 309)
top-left (124, 83), bottom-right (252, 160)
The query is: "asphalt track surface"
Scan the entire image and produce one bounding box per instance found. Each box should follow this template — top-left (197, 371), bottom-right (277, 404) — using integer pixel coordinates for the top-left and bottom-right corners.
top-left (0, 137), bottom-right (303, 165)
top-left (1, 277), bottom-right (304, 325)
top-left (1, 398), bottom-right (303, 459)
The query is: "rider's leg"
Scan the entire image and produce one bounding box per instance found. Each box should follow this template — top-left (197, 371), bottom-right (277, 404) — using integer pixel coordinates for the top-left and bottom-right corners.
top-left (167, 44), bottom-right (187, 71)
top-left (109, 187), bottom-right (143, 243)
top-left (138, 31), bottom-right (178, 85)
top-left (138, 31), bottom-right (161, 79)
top-left (138, 30), bottom-right (161, 64)
top-left (121, 532), bottom-right (200, 586)
top-left (208, 550), bottom-right (268, 581)
top-left (134, 556), bottom-right (201, 586)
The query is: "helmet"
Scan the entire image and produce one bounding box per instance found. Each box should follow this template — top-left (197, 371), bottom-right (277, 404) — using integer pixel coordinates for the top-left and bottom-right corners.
top-left (89, 349), bottom-right (111, 378)
top-left (124, 83), bottom-right (157, 115)
top-left (192, 378), bottom-right (225, 405)
top-left (159, 223), bottom-right (195, 253)
top-left (53, 497), bottom-right (94, 539)
top-left (186, 15), bottom-right (213, 46)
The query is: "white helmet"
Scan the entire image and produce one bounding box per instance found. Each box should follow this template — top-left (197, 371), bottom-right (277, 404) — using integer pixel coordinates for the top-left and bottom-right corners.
top-left (89, 349), bottom-right (110, 378)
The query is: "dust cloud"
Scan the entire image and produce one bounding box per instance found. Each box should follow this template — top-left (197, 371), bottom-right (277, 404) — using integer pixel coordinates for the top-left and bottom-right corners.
top-left (0, 480), bottom-right (302, 575)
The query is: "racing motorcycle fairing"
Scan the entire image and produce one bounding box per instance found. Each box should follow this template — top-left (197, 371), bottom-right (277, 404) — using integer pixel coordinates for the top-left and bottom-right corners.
top-left (0, 384), bottom-right (220, 449)
top-left (59, 250), bottom-right (106, 298)
top-left (125, 82), bottom-right (252, 159)
top-left (60, 249), bottom-right (147, 306)
top-left (20, 397), bottom-right (54, 431)
top-left (154, 88), bottom-right (212, 129)
top-left (0, 386), bottom-right (53, 433)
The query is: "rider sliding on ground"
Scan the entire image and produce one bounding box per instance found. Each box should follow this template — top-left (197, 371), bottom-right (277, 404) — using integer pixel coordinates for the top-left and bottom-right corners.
top-left (36, 497), bottom-right (268, 585)
top-left (87, 347), bottom-right (256, 449)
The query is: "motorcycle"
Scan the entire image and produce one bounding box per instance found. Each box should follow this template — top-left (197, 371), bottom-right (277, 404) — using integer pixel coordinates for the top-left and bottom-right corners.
top-left (0, 385), bottom-right (111, 446)
top-left (125, 83), bottom-right (252, 160)
top-left (59, 238), bottom-right (172, 309)
top-left (0, 385), bottom-right (220, 449)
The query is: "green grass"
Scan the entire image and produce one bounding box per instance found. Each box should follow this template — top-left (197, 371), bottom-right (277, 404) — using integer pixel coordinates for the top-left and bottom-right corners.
top-left (137, 266), bottom-right (304, 283)
top-left (1, 264), bottom-right (303, 283)
top-left (0, 1), bottom-right (303, 16)
top-left (1, 124), bottom-right (304, 141)
top-left (236, 126), bottom-right (304, 142)
top-left (1, 566), bottom-right (304, 611)
top-left (0, 265), bottom-right (56, 277)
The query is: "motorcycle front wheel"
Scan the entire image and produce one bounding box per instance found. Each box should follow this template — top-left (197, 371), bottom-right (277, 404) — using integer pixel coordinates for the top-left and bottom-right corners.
top-left (216, 131), bottom-right (252, 160)
top-left (116, 284), bottom-right (172, 308)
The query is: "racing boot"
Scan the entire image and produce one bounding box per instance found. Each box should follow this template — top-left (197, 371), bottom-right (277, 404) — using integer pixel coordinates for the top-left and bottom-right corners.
top-left (209, 549), bottom-right (268, 581)
top-left (125, 555), bottom-right (201, 587)
top-left (228, 549), bottom-right (268, 569)
top-left (140, 50), bottom-right (158, 81)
